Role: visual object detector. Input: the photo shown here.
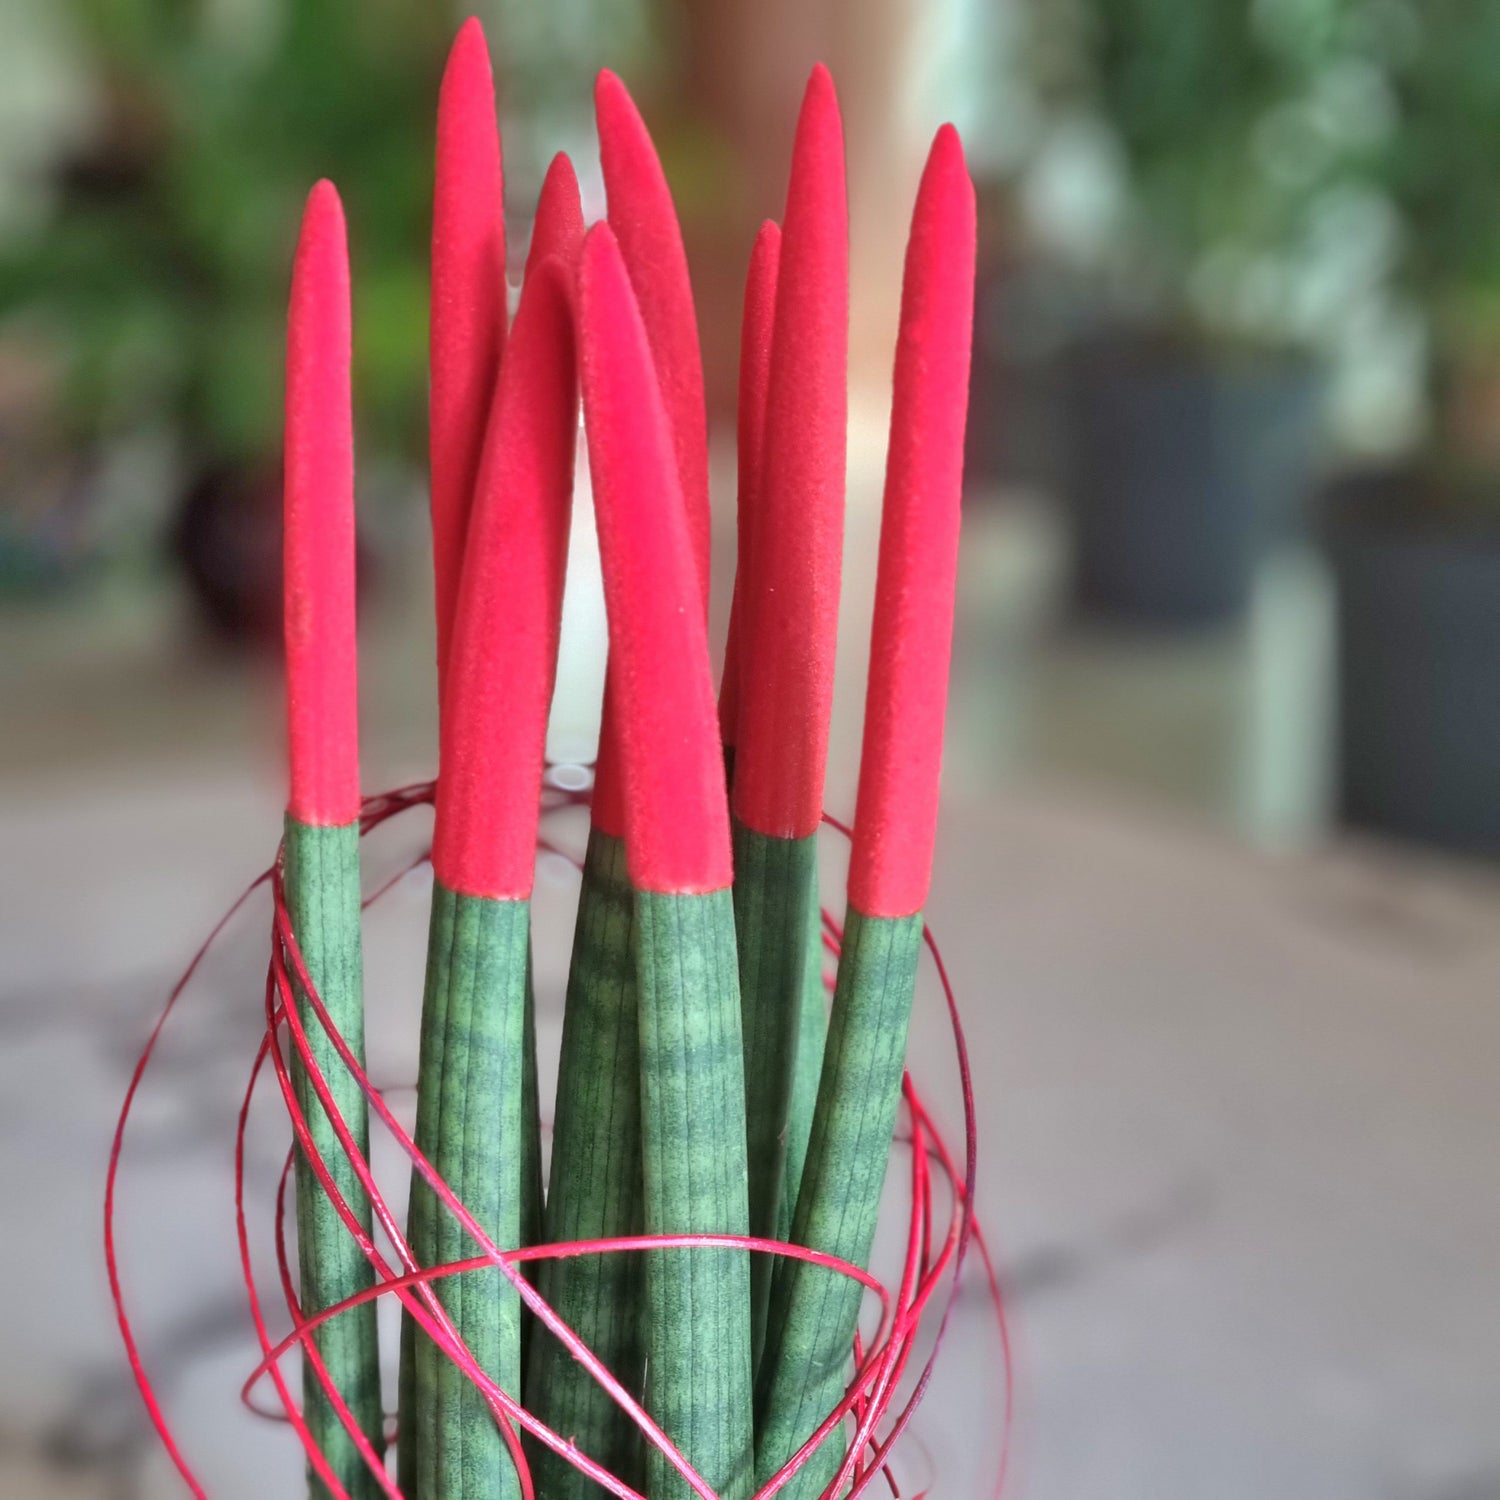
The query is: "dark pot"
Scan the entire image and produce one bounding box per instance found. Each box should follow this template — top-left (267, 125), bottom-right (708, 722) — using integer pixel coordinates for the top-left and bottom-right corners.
top-left (1066, 339), bottom-right (1323, 627)
top-left (965, 260), bottom-right (1084, 497)
top-left (172, 459), bottom-right (376, 648)
top-left (1326, 468), bottom-right (1500, 857)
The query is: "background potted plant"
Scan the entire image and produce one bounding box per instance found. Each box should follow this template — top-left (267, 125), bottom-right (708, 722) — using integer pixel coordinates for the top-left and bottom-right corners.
top-left (1320, 4), bottom-right (1500, 856)
top-left (1025, 0), bottom-right (1340, 627)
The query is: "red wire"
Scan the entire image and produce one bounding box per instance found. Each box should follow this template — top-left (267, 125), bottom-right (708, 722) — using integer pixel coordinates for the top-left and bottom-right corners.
top-left (105, 783), bottom-right (1011, 1497)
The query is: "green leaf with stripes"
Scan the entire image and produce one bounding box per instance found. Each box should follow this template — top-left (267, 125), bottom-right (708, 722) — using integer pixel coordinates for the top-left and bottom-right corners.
top-left (637, 888), bottom-right (756, 1500)
top-left (284, 816), bottom-right (384, 1500)
top-left (402, 883), bottom-right (530, 1499)
top-left (754, 908), bottom-right (923, 1499)
top-left (730, 820), bottom-right (820, 1369)
top-left (525, 828), bottom-right (645, 1497)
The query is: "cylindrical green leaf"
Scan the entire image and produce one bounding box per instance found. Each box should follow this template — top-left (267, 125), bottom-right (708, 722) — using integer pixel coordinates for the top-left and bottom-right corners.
top-left (520, 958), bottom-right (544, 1371)
top-left (730, 820), bottom-right (819, 1368)
top-left (525, 828), bottom-right (645, 1496)
top-left (637, 888), bottom-right (755, 1500)
top-left (284, 816), bottom-right (384, 1500)
top-left (403, 883), bottom-right (529, 1499)
top-left (779, 896), bottom-right (829, 1241)
top-left (754, 908), bottom-right (923, 1499)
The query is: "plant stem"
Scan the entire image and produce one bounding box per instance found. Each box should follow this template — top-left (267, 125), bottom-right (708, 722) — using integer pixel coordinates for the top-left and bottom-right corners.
top-left (520, 957), bottom-right (544, 1374)
top-left (754, 908), bottom-right (923, 1499)
top-left (525, 827), bottom-right (645, 1497)
top-left (284, 816), bottom-right (384, 1500)
top-left (636, 888), bottom-right (755, 1500)
top-left (405, 882), bottom-right (529, 1499)
top-left (730, 820), bottom-right (819, 1372)
top-left (779, 900), bottom-right (829, 1242)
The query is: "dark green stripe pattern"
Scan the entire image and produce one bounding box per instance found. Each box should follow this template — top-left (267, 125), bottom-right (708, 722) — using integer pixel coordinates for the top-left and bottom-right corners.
top-left (780, 897), bottom-right (830, 1241)
top-left (754, 908), bottom-right (924, 1499)
top-left (283, 816), bottom-right (385, 1500)
top-left (402, 884), bottom-right (529, 1499)
top-left (636, 888), bottom-right (756, 1500)
top-left (519, 960), bottom-right (544, 1372)
top-left (525, 829), bottom-right (645, 1496)
top-left (730, 820), bottom-right (820, 1368)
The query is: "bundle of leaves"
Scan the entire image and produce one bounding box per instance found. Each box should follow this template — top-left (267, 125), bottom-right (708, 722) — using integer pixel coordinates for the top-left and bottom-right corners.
top-left (266, 20), bottom-right (979, 1500)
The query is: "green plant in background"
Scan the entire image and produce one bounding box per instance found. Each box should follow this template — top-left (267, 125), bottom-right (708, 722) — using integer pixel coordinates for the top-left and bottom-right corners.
top-left (1362, 1), bottom-right (1500, 468)
top-left (0, 0), bottom-right (455, 475)
top-left (1032, 0), bottom-right (1500, 442)
top-left (1029, 0), bottom-right (1372, 351)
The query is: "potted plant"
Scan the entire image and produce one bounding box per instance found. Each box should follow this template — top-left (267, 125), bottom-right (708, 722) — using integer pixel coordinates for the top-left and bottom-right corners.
top-left (1027, 0), bottom-right (1337, 626)
top-left (1319, 6), bottom-right (1500, 855)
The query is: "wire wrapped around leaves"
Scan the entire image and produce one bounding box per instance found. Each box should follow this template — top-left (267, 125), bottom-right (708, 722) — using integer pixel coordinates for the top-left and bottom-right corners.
top-left (106, 780), bottom-right (1010, 1499)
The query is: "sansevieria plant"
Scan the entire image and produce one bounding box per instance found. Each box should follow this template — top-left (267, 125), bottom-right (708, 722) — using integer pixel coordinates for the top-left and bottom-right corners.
top-left (274, 17), bottom-right (976, 1500)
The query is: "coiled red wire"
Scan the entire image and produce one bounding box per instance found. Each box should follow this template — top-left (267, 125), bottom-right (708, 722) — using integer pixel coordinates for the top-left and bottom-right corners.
top-left (105, 781), bottom-right (1011, 1498)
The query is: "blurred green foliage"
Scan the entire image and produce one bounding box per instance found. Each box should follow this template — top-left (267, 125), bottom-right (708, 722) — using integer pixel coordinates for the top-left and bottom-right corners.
top-left (0, 0), bottom-right (456, 468)
top-left (1034, 0), bottom-right (1500, 362)
top-left (1375, 1), bottom-right (1500, 352)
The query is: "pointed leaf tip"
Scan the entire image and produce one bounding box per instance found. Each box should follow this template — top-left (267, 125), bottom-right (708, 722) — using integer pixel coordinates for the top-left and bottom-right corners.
top-left (579, 224), bottom-right (731, 894)
top-left (430, 17), bottom-right (506, 709)
top-left (848, 125), bottom-right (976, 919)
top-left (433, 257), bottom-right (579, 899)
top-left (732, 66), bottom-right (849, 839)
top-left (799, 62), bottom-right (843, 151)
top-left (526, 152), bottom-right (585, 278)
top-left (444, 16), bottom-right (492, 88)
top-left (593, 64), bottom-right (710, 610)
top-left (285, 183), bottom-right (358, 827)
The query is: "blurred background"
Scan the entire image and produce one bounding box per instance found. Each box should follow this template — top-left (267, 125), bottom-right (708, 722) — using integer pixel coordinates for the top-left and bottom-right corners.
top-left (2, 0), bottom-right (1499, 1496)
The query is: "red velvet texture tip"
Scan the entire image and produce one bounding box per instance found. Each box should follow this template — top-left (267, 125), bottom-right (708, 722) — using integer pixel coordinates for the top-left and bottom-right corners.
top-left (430, 16), bottom-right (506, 702)
top-left (591, 71), bottom-right (710, 841)
top-left (594, 69), bottom-right (711, 604)
top-left (525, 152), bottom-right (585, 279)
top-left (732, 65), bottom-right (848, 840)
top-left (284, 181), bottom-right (360, 828)
top-left (718, 219), bottom-right (782, 745)
top-left (579, 224), bottom-right (732, 894)
top-left (431, 257), bottom-right (579, 900)
top-left (849, 126), bottom-right (977, 920)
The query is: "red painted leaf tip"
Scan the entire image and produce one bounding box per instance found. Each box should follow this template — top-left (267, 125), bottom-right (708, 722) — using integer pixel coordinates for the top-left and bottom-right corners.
top-left (432, 258), bottom-right (579, 899)
top-left (849, 126), bottom-right (977, 919)
top-left (525, 152), bottom-right (585, 278)
top-left (578, 223), bottom-right (731, 894)
top-left (284, 181), bottom-right (359, 827)
top-left (732, 66), bottom-right (848, 839)
top-left (718, 218), bottom-right (782, 745)
top-left (430, 16), bottom-right (506, 706)
top-left (593, 64), bottom-right (710, 610)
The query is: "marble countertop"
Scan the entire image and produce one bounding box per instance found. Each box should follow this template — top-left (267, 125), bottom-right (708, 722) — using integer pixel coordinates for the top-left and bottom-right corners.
top-left (3, 767), bottom-right (1497, 1498)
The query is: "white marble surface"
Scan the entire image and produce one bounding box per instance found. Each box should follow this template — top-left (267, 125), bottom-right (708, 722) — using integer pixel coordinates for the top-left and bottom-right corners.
top-left (3, 762), bottom-right (1498, 1498)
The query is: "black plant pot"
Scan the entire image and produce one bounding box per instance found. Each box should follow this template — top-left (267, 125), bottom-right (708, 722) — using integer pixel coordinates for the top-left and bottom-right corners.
top-left (1326, 468), bottom-right (1500, 857)
top-left (172, 458), bottom-right (376, 648)
top-left (1066, 339), bottom-right (1322, 627)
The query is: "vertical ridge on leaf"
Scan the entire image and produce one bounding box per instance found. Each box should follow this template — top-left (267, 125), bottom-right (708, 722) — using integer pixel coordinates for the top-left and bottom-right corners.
top-left (719, 220), bottom-right (782, 747)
